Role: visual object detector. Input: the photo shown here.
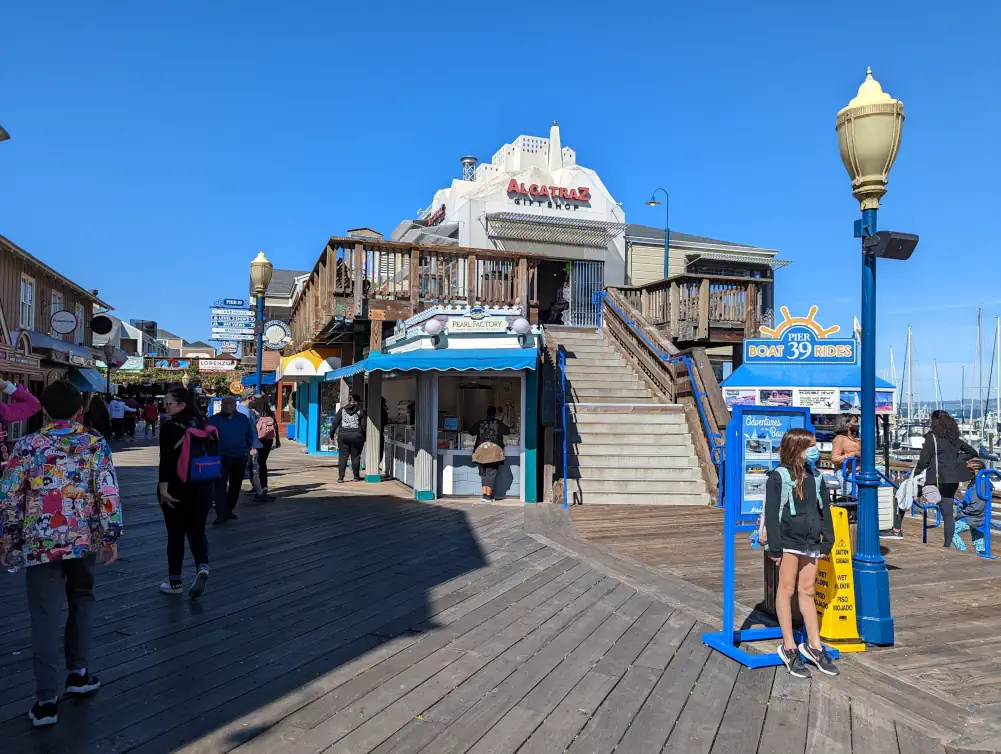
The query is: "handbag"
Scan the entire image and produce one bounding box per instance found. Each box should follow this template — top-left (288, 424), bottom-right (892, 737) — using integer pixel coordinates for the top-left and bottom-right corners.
top-left (472, 442), bottom-right (504, 464)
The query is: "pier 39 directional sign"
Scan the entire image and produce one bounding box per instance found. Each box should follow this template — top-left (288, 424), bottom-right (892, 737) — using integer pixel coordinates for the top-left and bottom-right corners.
top-left (744, 306), bottom-right (856, 365)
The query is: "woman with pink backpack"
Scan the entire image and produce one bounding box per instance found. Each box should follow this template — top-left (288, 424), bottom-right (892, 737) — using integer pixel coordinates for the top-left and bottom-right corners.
top-left (252, 397), bottom-right (280, 499)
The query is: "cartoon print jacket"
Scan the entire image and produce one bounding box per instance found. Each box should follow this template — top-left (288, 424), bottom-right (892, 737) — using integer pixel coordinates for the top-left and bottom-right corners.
top-left (0, 421), bottom-right (122, 569)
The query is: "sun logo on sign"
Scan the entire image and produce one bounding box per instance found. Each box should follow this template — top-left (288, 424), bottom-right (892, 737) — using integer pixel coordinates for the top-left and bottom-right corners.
top-left (758, 306), bottom-right (841, 339)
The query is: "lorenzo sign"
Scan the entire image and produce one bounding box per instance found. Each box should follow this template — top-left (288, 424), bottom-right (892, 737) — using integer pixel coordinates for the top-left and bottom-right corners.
top-left (744, 306), bottom-right (857, 365)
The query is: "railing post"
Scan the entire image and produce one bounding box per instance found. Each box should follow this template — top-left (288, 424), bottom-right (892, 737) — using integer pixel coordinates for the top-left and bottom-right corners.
top-left (466, 253), bottom-right (477, 306)
top-left (697, 278), bottom-right (710, 340)
top-left (745, 281), bottom-right (759, 338)
top-left (353, 242), bottom-right (365, 320)
top-left (518, 257), bottom-right (529, 314)
top-left (669, 281), bottom-right (680, 338)
top-left (409, 247), bottom-right (420, 314)
top-left (559, 347), bottom-right (569, 509)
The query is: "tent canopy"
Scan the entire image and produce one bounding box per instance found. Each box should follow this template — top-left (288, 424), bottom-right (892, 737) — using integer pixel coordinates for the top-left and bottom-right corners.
top-left (325, 348), bottom-right (538, 382)
top-left (241, 373), bottom-right (277, 387)
top-left (723, 363), bottom-right (894, 390)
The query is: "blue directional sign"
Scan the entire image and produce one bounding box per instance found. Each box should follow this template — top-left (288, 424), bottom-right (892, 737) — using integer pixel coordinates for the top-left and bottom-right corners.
top-left (213, 298), bottom-right (248, 309)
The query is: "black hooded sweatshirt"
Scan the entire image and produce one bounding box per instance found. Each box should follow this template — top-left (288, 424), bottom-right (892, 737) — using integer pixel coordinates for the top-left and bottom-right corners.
top-left (330, 403), bottom-right (366, 443)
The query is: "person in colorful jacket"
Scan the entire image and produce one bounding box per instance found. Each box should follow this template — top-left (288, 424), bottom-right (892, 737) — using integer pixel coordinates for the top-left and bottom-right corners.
top-left (0, 380), bottom-right (122, 728)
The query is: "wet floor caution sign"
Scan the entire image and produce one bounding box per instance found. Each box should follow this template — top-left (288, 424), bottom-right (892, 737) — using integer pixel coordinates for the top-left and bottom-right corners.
top-left (814, 505), bottom-right (866, 652)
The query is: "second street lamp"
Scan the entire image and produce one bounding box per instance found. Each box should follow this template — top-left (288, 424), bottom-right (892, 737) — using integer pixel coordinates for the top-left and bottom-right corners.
top-left (835, 67), bottom-right (911, 646)
top-left (645, 188), bottom-right (670, 279)
top-left (249, 250), bottom-right (274, 396)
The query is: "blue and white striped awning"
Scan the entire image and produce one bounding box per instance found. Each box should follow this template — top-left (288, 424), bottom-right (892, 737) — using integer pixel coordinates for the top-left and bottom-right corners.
top-left (325, 349), bottom-right (537, 381)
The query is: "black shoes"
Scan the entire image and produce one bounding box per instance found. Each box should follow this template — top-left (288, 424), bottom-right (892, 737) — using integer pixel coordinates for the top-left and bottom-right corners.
top-left (799, 642), bottom-right (840, 676)
top-left (29, 700), bottom-right (58, 727)
top-left (64, 672), bottom-right (101, 696)
top-left (778, 645), bottom-right (811, 678)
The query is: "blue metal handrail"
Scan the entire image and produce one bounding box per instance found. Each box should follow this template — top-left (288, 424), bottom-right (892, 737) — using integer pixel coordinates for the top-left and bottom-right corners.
top-left (594, 290), bottom-right (725, 499)
top-left (558, 346), bottom-right (569, 509)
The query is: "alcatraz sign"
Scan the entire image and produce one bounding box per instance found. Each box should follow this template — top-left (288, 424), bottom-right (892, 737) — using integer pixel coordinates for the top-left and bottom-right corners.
top-left (744, 306), bottom-right (857, 365)
top-left (506, 180), bottom-right (591, 210)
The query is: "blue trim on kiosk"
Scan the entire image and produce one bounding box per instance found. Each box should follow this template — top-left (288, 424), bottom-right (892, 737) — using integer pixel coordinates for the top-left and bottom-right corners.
top-left (701, 404), bottom-right (840, 668)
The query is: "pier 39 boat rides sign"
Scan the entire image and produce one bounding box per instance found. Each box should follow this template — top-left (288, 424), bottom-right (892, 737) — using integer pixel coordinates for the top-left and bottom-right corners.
top-left (743, 306), bottom-right (856, 365)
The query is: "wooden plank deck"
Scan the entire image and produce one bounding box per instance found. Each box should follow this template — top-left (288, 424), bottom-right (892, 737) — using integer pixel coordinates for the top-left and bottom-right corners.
top-left (0, 442), bottom-right (982, 752)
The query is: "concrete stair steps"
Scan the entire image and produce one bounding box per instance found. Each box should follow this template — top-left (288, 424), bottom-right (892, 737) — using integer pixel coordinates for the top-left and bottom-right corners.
top-left (570, 410), bottom-right (687, 424)
top-left (562, 368), bottom-right (640, 380)
top-left (572, 441), bottom-right (695, 456)
top-left (563, 358), bottom-right (629, 369)
top-left (568, 454), bottom-right (697, 469)
top-left (564, 489), bottom-right (711, 506)
top-left (574, 478), bottom-right (708, 495)
top-left (570, 430), bottom-right (688, 444)
top-left (567, 377), bottom-right (648, 389)
top-left (568, 397), bottom-right (663, 406)
top-left (568, 466), bottom-right (703, 482)
top-left (571, 388), bottom-right (654, 400)
top-left (559, 345), bottom-right (621, 356)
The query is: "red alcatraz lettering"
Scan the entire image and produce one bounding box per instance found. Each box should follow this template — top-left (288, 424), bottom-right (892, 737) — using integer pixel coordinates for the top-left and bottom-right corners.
top-left (506, 179), bottom-right (591, 210)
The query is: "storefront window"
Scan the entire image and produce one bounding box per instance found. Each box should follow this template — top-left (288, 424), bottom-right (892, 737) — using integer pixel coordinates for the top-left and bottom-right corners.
top-left (318, 381), bottom-right (339, 452)
top-left (437, 375), bottom-right (521, 450)
top-left (281, 383), bottom-right (294, 425)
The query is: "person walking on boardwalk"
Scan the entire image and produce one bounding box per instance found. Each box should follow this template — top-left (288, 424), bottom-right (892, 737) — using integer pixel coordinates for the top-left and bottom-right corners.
top-left (764, 428), bottom-right (839, 679)
top-left (108, 395), bottom-right (134, 440)
top-left (141, 398), bottom-right (159, 438)
top-left (252, 397), bottom-right (279, 500)
top-left (330, 394), bottom-right (366, 483)
top-left (82, 394), bottom-right (112, 439)
top-left (208, 396), bottom-right (255, 523)
top-left (0, 380), bottom-right (122, 728)
top-left (915, 409), bottom-right (982, 548)
top-left (158, 386), bottom-right (215, 597)
top-left (0, 378), bottom-right (42, 461)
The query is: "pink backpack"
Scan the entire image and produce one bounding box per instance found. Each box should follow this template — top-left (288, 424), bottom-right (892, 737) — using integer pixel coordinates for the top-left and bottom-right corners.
top-left (256, 416), bottom-right (276, 440)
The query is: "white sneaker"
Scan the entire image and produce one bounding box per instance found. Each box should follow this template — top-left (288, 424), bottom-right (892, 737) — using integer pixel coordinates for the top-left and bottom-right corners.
top-left (189, 568), bottom-right (209, 599)
top-left (159, 581), bottom-right (183, 595)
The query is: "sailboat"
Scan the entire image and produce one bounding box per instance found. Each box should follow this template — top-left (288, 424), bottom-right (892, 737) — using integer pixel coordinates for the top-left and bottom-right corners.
top-left (895, 325), bottom-right (927, 457)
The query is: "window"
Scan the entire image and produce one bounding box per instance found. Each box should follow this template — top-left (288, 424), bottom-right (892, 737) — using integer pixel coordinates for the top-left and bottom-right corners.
top-left (75, 303), bottom-right (85, 344)
top-left (19, 275), bottom-right (35, 330)
top-left (50, 291), bottom-right (64, 336)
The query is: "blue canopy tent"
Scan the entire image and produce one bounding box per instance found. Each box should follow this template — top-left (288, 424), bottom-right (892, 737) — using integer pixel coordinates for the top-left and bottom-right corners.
top-left (724, 363), bottom-right (895, 391)
top-left (324, 349), bottom-right (538, 381)
top-left (241, 372), bottom-right (277, 387)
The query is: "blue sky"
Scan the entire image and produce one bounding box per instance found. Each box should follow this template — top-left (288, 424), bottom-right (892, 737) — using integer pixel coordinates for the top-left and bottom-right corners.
top-left (1, 2), bottom-right (998, 400)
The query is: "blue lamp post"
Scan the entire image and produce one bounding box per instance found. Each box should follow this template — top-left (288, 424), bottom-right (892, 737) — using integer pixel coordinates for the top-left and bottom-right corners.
top-left (250, 250), bottom-right (274, 395)
top-left (645, 188), bottom-right (670, 279)
top-left (836, 68), bottom-right (906, 646)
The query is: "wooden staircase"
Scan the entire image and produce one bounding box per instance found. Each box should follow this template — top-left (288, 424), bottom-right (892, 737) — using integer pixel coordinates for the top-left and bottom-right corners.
top-left (549, 327), bottom-right (710, 506)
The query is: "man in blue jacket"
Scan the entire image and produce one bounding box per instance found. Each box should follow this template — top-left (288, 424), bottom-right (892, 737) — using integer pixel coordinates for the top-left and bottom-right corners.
top-left (208, 397), bottom-right (255, 525)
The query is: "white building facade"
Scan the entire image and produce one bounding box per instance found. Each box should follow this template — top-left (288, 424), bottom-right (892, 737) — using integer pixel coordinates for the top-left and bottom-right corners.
top-left (392, 122), bottom-right (627, 327)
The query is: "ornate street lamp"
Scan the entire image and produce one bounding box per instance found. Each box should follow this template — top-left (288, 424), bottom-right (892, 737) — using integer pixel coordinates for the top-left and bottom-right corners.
top-left (836, 68), bottom-right (906, 646)
top-left (0, 125), bottom-right (9, 143)
top-left (249, 250), bottom-right (274, 395)
top-left (645, 189), bottom-right (670, 279)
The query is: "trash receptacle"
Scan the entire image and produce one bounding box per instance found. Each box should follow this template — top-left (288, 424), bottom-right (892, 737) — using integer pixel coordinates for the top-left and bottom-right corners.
top-left (762, 552), bottom-right (802, 623)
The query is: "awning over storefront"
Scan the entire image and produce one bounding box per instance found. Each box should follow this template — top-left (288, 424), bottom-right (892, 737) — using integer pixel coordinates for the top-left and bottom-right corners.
top-left (21, 330), bottom-right (98, 367)
top-left (70, 368), bottom-right (107, 393)
top-left (277, 349), bottom-right (342, 381)
top-left (325, 348), bottom-right (538, 381)
top-left (724, 363), bottom-right (894, 390)
top-left (241, 372), bottom-right (277, 387)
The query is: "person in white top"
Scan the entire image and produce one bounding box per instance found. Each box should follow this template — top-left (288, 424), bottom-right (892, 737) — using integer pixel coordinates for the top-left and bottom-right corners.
top-left (107, 398), bottom-right (135, 440)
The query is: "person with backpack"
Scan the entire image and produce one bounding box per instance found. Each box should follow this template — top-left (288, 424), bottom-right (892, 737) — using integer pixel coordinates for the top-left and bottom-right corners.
top-left (0, 381), bottom-right (121, 727)
top-left (330, 394), bottom-right (366, 483)
top-left (763, 427), bottom-right (838, 679)
top-left (158, 386), bottom-right (218, 597)
top-left (252, 397), bottom-right (279, 499)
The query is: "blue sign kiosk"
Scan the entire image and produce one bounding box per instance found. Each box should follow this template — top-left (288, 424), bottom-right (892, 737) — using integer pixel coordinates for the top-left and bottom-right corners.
top-left (701, 404), bottom-right (844, 667)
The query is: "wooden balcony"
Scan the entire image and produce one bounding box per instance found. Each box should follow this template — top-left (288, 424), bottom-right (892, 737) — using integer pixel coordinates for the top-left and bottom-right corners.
top-left (289, 237), bottom-right (539, 349)
top-left (614, 273), bottom-right (763, 346)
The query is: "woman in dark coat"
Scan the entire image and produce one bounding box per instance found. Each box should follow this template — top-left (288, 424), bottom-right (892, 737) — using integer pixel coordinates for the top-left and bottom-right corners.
top-left (915, 410), bottom-right (982, 548)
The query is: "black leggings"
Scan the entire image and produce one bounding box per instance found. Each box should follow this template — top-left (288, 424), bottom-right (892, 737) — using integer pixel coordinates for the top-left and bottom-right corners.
top-left (160, 485), bottom-right (212, 577)
top-left (258, 439), bottom-right (273, 489)
top-left (938, 483), bottom-right (959, 547)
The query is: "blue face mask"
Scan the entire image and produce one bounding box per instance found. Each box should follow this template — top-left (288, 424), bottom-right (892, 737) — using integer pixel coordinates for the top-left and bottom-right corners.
top-left (805, 445), bottom-right (820, 464)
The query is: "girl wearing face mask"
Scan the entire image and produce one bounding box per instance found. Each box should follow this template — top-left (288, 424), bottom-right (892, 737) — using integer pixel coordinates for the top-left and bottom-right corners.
top-left (764, 428), bottom-right (838, 679)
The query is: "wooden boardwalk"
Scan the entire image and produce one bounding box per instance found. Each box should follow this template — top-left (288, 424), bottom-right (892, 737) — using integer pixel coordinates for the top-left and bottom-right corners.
top-left (0, 443), bottom-right (989, 753)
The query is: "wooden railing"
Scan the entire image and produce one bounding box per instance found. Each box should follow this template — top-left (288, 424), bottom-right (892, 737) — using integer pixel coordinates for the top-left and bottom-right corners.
top-left (600, 287), bottom-right (730, 504)
top-left (618, 273), bottom-right (762, 342)
top-left (289, 238), bottom-right (540, 348)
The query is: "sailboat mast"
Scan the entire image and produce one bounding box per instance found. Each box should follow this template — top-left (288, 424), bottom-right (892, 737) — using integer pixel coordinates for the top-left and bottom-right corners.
top-left (996, 316), bottom-right (1000, 424)
top-left (979, 308), bottom-right (985, 427)
top-left (933, 359), bottom-right (942, 411)
top-left (962, 366), bottom-right (966, 422)
top-left (906, 326), bottom-right (913, 423)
